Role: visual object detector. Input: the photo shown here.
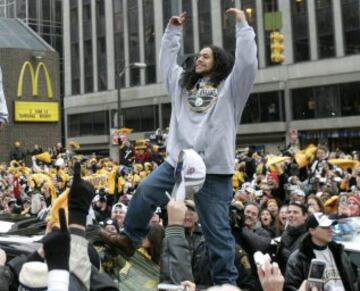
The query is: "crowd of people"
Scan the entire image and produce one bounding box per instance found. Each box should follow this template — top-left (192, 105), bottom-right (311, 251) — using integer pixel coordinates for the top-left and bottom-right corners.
top-left (0, 7), bottom-right (359, 291)
top-left (0, 135), bottom-right (359, 290)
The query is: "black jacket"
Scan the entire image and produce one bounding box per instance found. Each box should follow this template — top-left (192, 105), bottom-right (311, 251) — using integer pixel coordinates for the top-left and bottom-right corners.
top-left (285, 234), bottom-right (358, 291)
top-left (277, 224), bottom-right (307, 271)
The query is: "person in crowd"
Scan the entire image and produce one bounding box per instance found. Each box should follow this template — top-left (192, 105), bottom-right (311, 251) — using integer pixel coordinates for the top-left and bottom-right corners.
top-left (306, 194), bottom-right (325, 214)
top-left (93, 188), bottom-right (111, 222)
top-left (111, 202), bottom-right (127, 228)
top-left (285, 212), bottom-right (358, 291)
top-left (278, 204), bottom-right (288, 234)
top-left (347, 195), bottom-right (360, 217)
top-left (277, 201), bottom-right (308, 272)
top-left (260, 208), bottom-right (278, 238)
top-left (102, 7), bottom-right (257, 286)
top-left (9, 141), bottom-right (26, 162)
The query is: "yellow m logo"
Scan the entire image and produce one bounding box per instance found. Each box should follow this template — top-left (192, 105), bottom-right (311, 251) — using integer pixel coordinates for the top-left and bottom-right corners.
top-left (17, 61), bottom-right (53, 98)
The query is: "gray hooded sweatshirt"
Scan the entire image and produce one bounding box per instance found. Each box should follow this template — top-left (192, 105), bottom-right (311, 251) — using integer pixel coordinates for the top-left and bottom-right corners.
top-left (159, 21), bottom-right (257, 174)
top-left (0, 66), bottom-right (8, 123)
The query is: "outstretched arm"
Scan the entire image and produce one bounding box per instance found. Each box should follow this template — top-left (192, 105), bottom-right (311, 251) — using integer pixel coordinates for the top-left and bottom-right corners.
top-left (0, 66), bottom-right (8, 128)
top-left (223, 8), bottom-right (258, 119)
top-left (159, 12), bottom-right (186, 97)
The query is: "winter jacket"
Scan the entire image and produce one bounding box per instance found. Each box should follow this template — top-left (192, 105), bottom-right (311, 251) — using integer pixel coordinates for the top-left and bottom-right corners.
top-left (277, 224), bottom-right (307, 271)
top-left (285, 234), bottom-right (358, 291)
top-left (160, 225), bottom-right (194, 284)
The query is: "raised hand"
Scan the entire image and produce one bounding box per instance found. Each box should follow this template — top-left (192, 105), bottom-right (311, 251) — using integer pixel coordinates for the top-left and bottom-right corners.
top-left (169, 12), bottom-right (187, 26)
top-left (225, 8), bottom-right (246, 23)
top-left (68, 162), bottom-right (95, 226)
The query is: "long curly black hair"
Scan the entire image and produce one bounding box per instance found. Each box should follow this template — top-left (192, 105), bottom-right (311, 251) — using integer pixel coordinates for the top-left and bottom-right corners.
top-left (181, 45), bottom-right (235, 91)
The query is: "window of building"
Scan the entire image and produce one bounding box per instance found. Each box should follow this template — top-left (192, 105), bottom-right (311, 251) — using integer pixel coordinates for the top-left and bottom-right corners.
top-left (123, 105), bottom-right (159, 132)
top-left (340, 82), bottom-right (360, 116)
top-left (198, 0), bottom-right (212, 48)
top-left (291, 0), bottom-right (310, 62)
top-left (241, 91), bottom-right (284, 124)
top-left (221, 0), bottom-right (236, 54)
top-left (342, 0), bottom-right (360, 55)
top-left (161, 103), bottom-right (172, 129)
top-left (84, 39), bottom-right (93, 93)
top-left (143, 0), bottom-right (156, 84)
top-left (128, 1), bottom-right (140, 86)
top-left (292, 85), bottom-right (340, 120)
top-left (182, 0), bottom-right (194, 54)
top-left (316, 0), bottom-right (335, 58)
top-left (113, 0), bottom-right (125, 88)
top-left (263, 0), bottom-right (279, 66)
top-left (68, 111), bottom-right (109, 137)
top-left (97, 37), bottom-right (107, 91)
top-left (96, 0), bottom-right (107, 91)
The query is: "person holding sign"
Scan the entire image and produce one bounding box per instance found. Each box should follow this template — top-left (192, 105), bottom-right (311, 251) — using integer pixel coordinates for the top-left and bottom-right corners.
top-left (100, 7), bottom-right (257, 285)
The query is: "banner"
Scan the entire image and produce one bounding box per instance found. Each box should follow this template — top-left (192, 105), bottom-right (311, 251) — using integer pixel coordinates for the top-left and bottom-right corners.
top-left (14, 101), bottom-right (59, 122)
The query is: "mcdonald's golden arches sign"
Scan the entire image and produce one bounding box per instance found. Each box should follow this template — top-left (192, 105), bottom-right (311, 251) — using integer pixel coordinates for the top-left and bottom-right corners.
top-left (14, 61), bottom-right (59, 122)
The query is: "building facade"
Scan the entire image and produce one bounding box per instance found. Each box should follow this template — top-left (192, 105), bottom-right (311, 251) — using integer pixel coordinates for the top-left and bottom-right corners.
top-left (0, 18), bottom-right (61, 161)
top-left (62, 0), bottom-right (360, 158)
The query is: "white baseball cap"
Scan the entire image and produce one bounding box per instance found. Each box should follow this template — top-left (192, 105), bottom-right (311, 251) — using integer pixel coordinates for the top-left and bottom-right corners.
top-left (171, 149), bottom-right (206, 200)
top-left (307, 212), bottom-right (337, 229)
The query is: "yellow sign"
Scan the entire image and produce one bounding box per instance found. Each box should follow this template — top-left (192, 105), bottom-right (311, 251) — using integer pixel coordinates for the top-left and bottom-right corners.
top-left (14, 101), bottom-right (59, 122)
top-left (15, 61), bottom-right (58, 122)
top-left (17, 61), bottom-right (53, 98)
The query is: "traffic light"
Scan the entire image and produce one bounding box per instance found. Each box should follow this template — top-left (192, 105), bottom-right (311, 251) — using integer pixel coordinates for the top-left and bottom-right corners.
top-left (270, 31), bottom-right (285, 63)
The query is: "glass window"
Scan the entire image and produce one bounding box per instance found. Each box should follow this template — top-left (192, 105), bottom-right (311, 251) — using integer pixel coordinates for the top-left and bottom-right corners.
top-left (68, 111), bottom-right (109, 137)
top-left (198, 0), bottom-right (212, 48)
top-left (182, 0), bottom-right (194, 54)
top-left (161, 103), bottom-right (172, 129)
top-left (241, 91), bottom-right (284, 124)
top-left (292, 85), bottom-right (340, 120)
top-left (123, 105), bottom-right (159, 132)
top-left (96, 0), bottom-right (107, 91)
top-left (221, 0), bottom-right (236, 54)
top-left (97, 37), bottom-right (107, 91)
top-left (113, 0), bottom-right (125, 88)
top-left (291, 0), bottom-right (310, 62)
top-left (84, 39), bottom-right (93, 93)
top-left (341, 0), bottom-right (360, 55)
top-left (340, 82), bottom-right (360, 116)
top-left (162, 0), bottom-right (172, 31)
top-left (143, 0), bottom-right (156, 84)
top-left (263, 0), bottom-right (279, 66)
top-left (128, 1), bottom-right (140, 86)
top-left (315, 0), bottom-right (335, 58)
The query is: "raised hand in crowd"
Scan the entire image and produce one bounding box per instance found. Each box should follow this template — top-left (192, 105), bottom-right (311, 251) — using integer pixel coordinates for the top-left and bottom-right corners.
top-left (68, 161), bottom-right (95, 227)
top-left (225, 8), bottom-right (247, 23)
top-left (168, 11), bottom-right (186, 26)
top-left (256, 255), bottom-right (284, 291)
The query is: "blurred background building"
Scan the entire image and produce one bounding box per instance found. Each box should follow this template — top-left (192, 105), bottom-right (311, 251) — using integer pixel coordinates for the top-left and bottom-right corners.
top-left (59, 0), bottom-right (360, 157)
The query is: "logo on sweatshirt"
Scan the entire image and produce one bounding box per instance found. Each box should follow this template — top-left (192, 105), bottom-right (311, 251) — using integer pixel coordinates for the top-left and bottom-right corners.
top-left (187, 81), bottom-right (218, 113)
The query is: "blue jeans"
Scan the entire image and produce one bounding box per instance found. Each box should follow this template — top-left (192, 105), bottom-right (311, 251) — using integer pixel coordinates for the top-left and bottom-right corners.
top-left (123, 161), bottom-right (238, 285)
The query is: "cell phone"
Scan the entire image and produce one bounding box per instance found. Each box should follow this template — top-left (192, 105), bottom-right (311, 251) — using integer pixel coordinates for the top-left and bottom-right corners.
top-left (158, 283), bottom-right (184, 290)
top-left (308, 259), bottom-right (326, 284)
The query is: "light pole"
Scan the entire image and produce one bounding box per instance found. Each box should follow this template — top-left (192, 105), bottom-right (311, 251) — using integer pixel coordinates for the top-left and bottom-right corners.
top-left (117, 62), bottom-right (146, 161)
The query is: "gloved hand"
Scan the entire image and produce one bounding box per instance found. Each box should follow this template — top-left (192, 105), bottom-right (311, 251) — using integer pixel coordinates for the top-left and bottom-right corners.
top-left (43, 208), bottom-right (70, 271)
top-left (68, 162), bottom-right (95, 226)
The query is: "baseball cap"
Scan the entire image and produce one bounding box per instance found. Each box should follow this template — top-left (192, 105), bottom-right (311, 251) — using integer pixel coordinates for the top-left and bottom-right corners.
top-left (171, 149), bottom-right (206, 200)
top-left (307, 212), bottom-right (337, 229)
